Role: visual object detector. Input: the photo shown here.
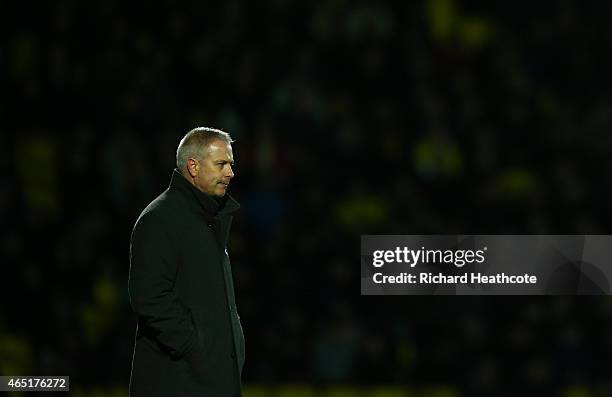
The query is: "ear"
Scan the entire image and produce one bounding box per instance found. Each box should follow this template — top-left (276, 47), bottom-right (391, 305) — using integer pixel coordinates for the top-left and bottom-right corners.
top-left (187, 157), bottom-right (199, 178)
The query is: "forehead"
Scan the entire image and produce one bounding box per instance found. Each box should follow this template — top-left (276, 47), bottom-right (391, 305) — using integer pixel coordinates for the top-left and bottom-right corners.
top-left (205, 139), bottom-right (233, 159)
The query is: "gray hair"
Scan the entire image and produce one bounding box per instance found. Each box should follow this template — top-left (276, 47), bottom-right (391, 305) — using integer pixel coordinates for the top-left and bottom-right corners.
top-left (176, 127), bottom-right (234, 171)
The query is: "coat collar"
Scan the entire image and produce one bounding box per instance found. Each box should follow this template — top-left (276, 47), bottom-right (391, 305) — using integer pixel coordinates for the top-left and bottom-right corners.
top-left (169, 168), bottom-right (240, 217)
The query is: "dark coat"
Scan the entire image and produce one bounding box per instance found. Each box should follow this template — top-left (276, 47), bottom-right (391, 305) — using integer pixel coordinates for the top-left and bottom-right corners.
top-left (128, 169), bottom-right (244, 397)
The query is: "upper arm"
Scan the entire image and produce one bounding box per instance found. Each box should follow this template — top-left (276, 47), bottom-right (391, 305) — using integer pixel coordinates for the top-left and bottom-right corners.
top-left (129, 213), bottom-right (180, 300)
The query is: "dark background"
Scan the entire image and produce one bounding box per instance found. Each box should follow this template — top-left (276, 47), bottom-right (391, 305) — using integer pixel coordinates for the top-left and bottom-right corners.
top-left (2, 0), bottom-right (612, 395)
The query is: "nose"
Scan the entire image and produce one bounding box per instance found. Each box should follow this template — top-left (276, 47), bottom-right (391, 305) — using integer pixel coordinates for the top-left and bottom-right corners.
top-left (226, 165), bottom-right (235, 179)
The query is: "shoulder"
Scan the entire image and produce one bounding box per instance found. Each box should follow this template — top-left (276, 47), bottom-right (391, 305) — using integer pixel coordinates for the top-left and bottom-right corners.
top-left (133, 189), bottom-right (185, 232)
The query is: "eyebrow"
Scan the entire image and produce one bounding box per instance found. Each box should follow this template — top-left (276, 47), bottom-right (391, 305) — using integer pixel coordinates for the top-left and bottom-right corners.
top-left (215, 160), bottom-right (234, 165)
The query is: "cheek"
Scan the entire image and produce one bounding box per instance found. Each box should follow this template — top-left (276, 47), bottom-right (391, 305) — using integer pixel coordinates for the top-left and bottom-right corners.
top-left (199, 174), bottom-right (212, 187)
top-left (206, 174), bottom-right (218, 186)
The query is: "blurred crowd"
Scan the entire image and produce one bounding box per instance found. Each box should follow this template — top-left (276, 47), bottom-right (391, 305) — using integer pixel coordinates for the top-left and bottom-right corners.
top-left (2, 0), bottom-right (612, 395)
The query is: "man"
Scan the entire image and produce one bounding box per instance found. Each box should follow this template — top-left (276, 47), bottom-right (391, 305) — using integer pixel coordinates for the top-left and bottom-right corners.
top-left (128, 127), bottom-right (244, 396)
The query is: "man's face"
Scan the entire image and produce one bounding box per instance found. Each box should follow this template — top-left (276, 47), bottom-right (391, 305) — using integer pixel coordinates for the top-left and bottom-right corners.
top-left (192, 140), bottom-right (235, 197)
